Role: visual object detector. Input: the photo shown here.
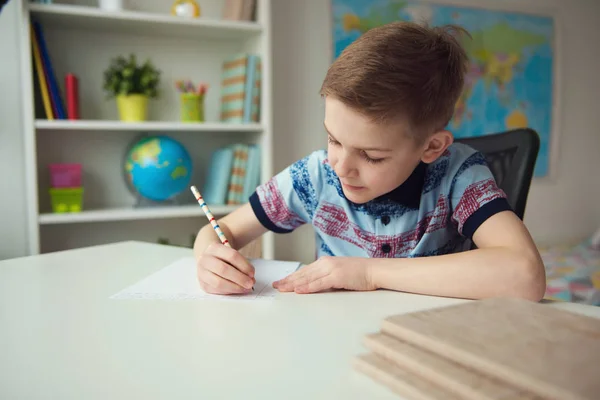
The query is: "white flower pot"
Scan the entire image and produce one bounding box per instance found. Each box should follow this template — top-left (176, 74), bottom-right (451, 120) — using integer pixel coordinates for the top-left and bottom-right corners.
top-left (99, 0), bottom-right (123, 12)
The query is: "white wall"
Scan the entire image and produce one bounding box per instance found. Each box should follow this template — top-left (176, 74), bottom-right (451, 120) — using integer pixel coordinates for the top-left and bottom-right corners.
top-left (271, 0), bottom-right (600, 264)
top-left (0, 0), bottom-right (29, 259)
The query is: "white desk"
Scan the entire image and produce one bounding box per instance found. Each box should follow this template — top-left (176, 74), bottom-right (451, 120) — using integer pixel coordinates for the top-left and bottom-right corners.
top-left (1, 241), bottom-right (599, 400)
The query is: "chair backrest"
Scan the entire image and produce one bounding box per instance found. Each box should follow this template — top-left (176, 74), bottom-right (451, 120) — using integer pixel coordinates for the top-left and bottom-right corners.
top-left (454, 128), bottom-right (540, 220)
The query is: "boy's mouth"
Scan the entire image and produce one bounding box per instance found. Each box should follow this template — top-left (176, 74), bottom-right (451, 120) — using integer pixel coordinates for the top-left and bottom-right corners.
top-left (342, 182), bottom-right (365, 191)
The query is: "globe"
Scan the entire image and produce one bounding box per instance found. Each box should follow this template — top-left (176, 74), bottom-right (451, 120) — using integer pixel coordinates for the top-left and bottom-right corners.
top-left (124, 135), bottom-right (193, 202)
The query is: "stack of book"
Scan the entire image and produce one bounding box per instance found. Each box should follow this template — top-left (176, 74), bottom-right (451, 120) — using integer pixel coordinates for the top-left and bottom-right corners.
top-left (202, 143), bottom-right (261, 206)
top-left (219, 53), bottom-right (261, 124)
top-left (30, 20), bottom-right (67, 120)
top-left (355, 297), bottom-right (599, 400)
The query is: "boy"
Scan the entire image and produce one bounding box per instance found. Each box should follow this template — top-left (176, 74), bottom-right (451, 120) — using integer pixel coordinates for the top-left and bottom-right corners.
top-left (193, 22), bottom-right (546, 301)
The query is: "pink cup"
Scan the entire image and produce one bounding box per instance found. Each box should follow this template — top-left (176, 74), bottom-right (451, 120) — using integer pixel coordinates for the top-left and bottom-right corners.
top-left (49, 163), bottom-right (82, 188)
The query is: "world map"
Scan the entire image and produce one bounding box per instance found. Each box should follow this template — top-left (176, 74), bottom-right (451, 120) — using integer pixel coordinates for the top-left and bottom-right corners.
top-left (332, 0), bottom-right (555, 177)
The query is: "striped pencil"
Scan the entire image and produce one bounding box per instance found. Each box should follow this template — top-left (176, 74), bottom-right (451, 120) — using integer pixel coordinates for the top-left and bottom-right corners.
top-left (190, 185), bottom-right (231, 247)
top-left (191, 185), bottom-right (254, 291)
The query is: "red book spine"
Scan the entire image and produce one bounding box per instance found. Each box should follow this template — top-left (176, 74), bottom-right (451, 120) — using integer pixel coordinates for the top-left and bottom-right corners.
top-left (65, 73), bottom-right (79, 120)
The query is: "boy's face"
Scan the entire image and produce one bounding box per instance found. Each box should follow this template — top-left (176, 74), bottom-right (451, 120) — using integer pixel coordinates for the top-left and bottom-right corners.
top-left (324, 96), bottom-right (447, 204)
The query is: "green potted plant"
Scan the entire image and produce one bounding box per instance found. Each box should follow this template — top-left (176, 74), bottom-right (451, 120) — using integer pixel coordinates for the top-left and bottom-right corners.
top-left (103, 54), bottom-right (161, 122)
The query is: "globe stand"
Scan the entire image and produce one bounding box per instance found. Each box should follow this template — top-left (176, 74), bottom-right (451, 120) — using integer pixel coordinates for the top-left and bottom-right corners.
top-left (133, 195), bottom-right (181, 208)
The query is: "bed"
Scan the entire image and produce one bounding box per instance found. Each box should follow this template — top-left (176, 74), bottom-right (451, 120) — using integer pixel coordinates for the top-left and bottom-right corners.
top-left (540, 237), bottom-right (600, 306)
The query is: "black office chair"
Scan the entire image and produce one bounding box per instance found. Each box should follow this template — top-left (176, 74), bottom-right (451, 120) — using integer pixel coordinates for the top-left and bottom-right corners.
top-left (455, 128), bottom-right (540, 220)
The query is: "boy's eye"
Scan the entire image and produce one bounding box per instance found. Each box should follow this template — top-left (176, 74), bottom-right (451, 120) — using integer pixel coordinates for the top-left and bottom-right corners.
top-left (327, 135), bottom-right (385, 164)
top-left (327, 136), bottom-right (340, 146)
top-left (362, 152), bottom-right (385, 164)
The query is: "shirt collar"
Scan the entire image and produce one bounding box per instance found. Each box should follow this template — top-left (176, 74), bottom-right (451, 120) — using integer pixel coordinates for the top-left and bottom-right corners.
top-left (371, 161), bottom-right (427, 209)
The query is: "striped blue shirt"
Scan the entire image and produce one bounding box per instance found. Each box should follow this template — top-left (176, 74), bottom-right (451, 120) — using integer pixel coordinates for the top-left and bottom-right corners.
top-left (250, 143), bottom-right (511, 259)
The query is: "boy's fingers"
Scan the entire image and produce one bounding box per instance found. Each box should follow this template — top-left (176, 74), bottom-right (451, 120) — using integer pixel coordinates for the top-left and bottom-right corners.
top-left (295, 276), bottom-right (331, 294)
top-left (273, 271), bottom-right (300, 288)
top-left (206, 242), bottom-right (255, 278)
top-left (300, 268), bottom-right (328, 286)
top-left (275, 267), bottom-right (328, 291)
top-left (281, 271), bottom-right (309, 288)
top-left (205, 258), bottom-right (255, 290)
top-left (198, 268), bottom-right (251, 295)
top-left (276, 265), bottom-right (310, 284)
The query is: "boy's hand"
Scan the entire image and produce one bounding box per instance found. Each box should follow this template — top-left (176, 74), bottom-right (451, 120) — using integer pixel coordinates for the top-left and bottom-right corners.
top-left (196, 242), bottom-right (256, 295)
top-left (273, 256), bottom-right (376, 294)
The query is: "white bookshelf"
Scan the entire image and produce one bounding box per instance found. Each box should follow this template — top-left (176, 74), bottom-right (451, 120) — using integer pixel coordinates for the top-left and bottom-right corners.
top-left (17, 0), bottom-right (274, 256)
top-left (35, 119), bottom-right (264, 133)
top-left (38, 204), bottom-right (241, 224)
top-left (28, 2), bottom-right (263, 39)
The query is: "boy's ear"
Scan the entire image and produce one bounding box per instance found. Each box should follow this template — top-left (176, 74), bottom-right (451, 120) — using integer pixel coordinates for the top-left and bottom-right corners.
top-left (421, 130), bottom-right (453, 163)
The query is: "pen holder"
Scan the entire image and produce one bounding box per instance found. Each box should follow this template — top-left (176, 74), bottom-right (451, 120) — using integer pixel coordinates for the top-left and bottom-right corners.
top-left (180, 93), bottom-right (205, 122)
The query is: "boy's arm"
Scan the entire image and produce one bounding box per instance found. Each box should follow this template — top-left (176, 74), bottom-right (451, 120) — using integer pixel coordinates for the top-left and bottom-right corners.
top-left (193, 203), bottom-right (268, 258)
top-left (274, 211), bottom-right (546, 301)
top-left (368, 210), bottom-right (546, 301)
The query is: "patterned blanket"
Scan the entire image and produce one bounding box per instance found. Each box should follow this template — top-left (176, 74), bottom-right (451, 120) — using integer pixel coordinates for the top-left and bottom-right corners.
top-left (540, 239), bottom-right (600, 306)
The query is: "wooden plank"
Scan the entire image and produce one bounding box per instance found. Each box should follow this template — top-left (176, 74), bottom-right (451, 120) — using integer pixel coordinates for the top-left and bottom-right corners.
top-left (353, 353), bottom-right (461, 400)
top-left (364, 333), bottom-right (540, 400)
top-left (380, 297), bottom-right (600, 400)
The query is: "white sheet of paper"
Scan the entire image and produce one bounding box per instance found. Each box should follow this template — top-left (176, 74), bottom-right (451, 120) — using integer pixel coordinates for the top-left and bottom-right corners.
top-left (110, 257), bottom-right (301, 301)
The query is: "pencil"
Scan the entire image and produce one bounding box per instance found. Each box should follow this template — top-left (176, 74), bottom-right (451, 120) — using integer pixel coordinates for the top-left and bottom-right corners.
top-left (190, 185), bottom-right (231, 247)
top-left (190, 185), bottom-right (254, 291)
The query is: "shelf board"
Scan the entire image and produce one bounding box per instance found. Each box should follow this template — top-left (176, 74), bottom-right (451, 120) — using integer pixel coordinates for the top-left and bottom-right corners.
top-left (39, 204), bottom-right (241, 225)
top-left (28, 3), bottom-right (262, 40)
top-left (35, 119), bottom-right (263, 133)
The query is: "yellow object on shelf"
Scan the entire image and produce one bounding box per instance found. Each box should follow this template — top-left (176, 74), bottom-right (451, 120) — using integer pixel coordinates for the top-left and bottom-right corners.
top-left (116, 94), bottom-right (149, 122)
top-left (49, 188), bottom-right (84, 213)
top-left (171, 0), bottom-right (201, 18)
top-left (180, 93), bottom-right (205, 122)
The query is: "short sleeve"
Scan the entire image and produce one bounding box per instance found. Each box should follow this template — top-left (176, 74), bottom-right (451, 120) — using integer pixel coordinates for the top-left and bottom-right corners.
top-left (449, 152), bottom-right (513, 239)
top-left (249, 150), bottom-right (324, 234)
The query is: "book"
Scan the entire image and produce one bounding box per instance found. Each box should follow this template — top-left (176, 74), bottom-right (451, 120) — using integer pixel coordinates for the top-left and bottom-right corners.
top-left (65, 73), bottom-right (79, 120)
top-left (222, 0), bottom-right (243, 20)
top-left (203, 143), bottom-right (260, 206)
top-left (356, 297), bottom-right (600, 400)
top-left (219, 53), bottom-right (261, 123)
top-left (226, 144), bottom-right (249, 205)
top-left (32, 21), bottom-right (66, 119)
top-left (243, 54), bottom-right (257, 123)
top-left (30, 24), bottom-right (53, 120)
top-left (236, 144), bottom-right (250, 203)
top-left (242, 144), bottom-right (261, 201)
top-left (225, 144), bottom-right (241, 204)
top-left (251, 57), bottom-right (261, 122)
top-left (222, 0), bottom-right (255, 21)
top-left (202, 146), bottom-right (235, 205)
top-left (31, 43), bottom-right (48, 119)
top-left (241, 0), bottom-right (256, 21)
top-left (220, 54), bottom-right (248, 123)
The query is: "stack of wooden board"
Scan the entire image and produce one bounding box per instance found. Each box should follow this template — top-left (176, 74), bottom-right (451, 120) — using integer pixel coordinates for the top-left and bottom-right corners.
top-left (354, 297), bottom-right (600, 400)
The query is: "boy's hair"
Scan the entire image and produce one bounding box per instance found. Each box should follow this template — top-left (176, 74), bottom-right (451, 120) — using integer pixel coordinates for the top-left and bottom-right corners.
top-left (320, 21), bottom-right (470, 140)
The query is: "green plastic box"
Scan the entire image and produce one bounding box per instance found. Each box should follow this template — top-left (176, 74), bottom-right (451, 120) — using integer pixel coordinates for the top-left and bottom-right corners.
top-left (49, 187), bottom-right (83, 213)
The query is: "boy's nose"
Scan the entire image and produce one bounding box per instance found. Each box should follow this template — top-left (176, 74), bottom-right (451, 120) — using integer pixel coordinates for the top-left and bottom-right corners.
top-left (334, 154), bottom-right (356, 178)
